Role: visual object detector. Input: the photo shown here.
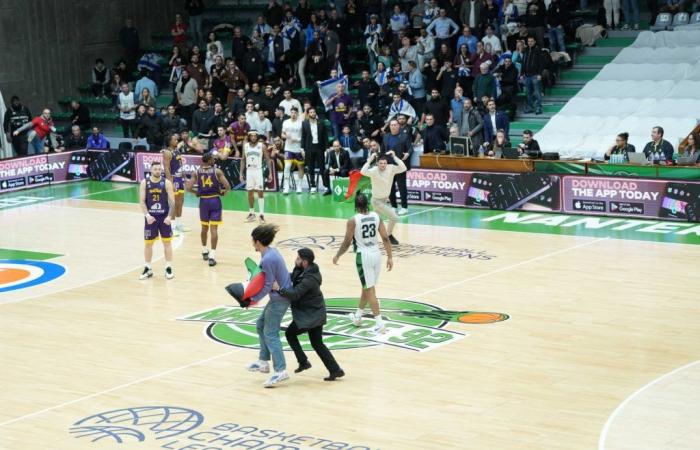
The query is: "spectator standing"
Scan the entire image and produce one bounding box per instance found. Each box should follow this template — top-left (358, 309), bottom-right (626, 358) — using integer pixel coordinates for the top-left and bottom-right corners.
top-left (4, 96), bottom-right (31, 157)
top-left (185, 0), bottom-right (205, 45)
top-left (300, 107), bottom-right (328, 193)
top-left (324, 83), bottom-right (353, 140)
top-left (118, 83), bottom-right (137, 138)
top-left (137, 106), bottom-right (166, 148)
top-left (176, 70), bottom-right (198, 127)
top-left (420, 113), bottom-right (449, 153)
top-left (119, 19), bottom-right (140, 72)
top-left (521, 36), bottom-right (544, 114)
top-left (459, 98), bottom-right (484, 154)
top-left (171, 14), bottom-right (188, 53)
top-left (547, 0), bottom-right (569, 52)
top-left (426, 9), bottom-right (460, 53)
top-left (191, 99), bottom-right (216, 147)
top-left (382, 119), bottom-right (413, 215)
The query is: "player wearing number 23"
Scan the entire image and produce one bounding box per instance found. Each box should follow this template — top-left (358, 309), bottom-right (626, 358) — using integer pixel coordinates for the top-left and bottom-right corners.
top-left (333, 193), bottom-right (393, 334)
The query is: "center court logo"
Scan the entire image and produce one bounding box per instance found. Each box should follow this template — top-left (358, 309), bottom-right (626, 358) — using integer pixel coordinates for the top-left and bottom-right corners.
top-left (0, 259), bottom-right (66, 293)
top-left (178, 298), bottom-right (508, 352)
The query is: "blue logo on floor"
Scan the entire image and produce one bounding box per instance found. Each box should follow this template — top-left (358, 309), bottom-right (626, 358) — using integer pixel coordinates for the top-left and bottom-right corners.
top-left (0, 259), bottom-right (66, 293)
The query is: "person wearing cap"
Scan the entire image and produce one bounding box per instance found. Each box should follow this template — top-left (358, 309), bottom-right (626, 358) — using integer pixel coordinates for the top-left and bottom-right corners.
top-left (279, 248), bottom-right (344, 381)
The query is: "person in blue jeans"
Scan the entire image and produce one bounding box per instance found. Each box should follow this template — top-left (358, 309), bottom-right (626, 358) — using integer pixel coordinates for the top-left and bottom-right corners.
top-left (521, 36), bottom-right (544, 114)
top-left (246, 224), bottom-right (293, 388)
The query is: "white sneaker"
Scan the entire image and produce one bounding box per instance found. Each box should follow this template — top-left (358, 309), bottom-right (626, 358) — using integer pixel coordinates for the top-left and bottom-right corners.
top-left (247, 360), bottom-right (270, 373)
top-left (172, 227), bottom-right (181, 236)
top-left (283, 187), bottom-right (290, 195)
top-left (348, 312), bottom-right (363, 326)
top-left (371, 322), bottom-right (387, 334)
top-left (178, 224), bottom-right (191, 232)
top-left (397, 207), bottom-right (408, 215)
top-left (310, 187), bottom-right (317, 193)
top-left (139, 267), bottom-right (153, 280)
top-left (296, 185), bottom-right (302, 194)
top-left (263, 370), bottom-right (289, 388)
top-left (165, 267), bottom-right (174, 280)
top-left (245, 213), bottom-right (256, 222)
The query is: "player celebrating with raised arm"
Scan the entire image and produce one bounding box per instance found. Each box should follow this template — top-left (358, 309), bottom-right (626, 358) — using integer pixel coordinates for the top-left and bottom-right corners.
top-left (333, 193), bottom-right (393, 334)
top-left (162, 134), bottom-right (189, 235)
top-left (360, 145), bottom-right (406, 245)
top-left (139, 161), bottom-right (176, 280)
top-left (186, 151), bottom-right (231, 266)
top-left (240, 130), bottom-right (272, 223)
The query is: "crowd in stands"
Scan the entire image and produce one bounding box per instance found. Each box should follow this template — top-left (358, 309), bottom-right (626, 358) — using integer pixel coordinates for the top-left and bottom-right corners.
top-left (3, 0), bottom-right (698, 169)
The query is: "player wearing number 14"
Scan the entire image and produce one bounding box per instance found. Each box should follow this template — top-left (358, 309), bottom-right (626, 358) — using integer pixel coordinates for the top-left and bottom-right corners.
top-left (139, 161), bottom-right (176, 280)
top-left (333, 193), bottom-right (393, 334)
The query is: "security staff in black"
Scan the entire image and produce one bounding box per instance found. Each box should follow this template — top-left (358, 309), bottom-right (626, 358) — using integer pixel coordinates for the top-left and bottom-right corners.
top-left (280, 248), bottom-right (345, 381)
top-left (3, 96), bottom-right (31, 157)
top-left (382, 118), bottom-right (413, 214)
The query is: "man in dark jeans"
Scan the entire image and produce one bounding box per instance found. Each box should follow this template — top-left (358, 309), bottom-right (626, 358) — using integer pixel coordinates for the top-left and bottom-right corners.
top-left (3, 96), bottom-right (31, 157)
top-left (383, 119), bottom-right (413, 215)
top-left (280, 248), bottom-right (345, 381)
top-left (300, 108), bottom-right (328, 193)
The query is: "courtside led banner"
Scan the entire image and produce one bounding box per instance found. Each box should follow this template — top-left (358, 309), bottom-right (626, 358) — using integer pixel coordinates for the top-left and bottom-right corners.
top-left (0, 152), bottom-right (82, 192)
top-left (562, 176), bottom-right (700, 222)
top-left (406, 168), bottom-right (562, 212)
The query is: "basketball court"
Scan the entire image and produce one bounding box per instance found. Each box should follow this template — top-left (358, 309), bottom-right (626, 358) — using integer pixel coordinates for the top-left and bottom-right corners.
top-left (1, 181), bottom-right (699, 450)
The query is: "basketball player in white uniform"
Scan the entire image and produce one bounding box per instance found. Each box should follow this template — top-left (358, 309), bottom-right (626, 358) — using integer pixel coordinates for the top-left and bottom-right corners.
top-left (281, 107), bottom-right (304, 194)
top-left (333, 193), bottom-right (394, 333)
top-left (241, 131), bottom-right (272, 223)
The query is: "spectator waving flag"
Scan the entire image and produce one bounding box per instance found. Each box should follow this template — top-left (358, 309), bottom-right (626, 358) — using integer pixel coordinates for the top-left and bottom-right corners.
top-left (318, 72), bottom-right (348, 112)
top-left (343, 170), bottom-right (372, 201)
top-left (137, 53), bottom-right (164, 73)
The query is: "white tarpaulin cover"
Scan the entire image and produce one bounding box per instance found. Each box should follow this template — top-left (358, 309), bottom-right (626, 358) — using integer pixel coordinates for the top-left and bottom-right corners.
top-left (535, 30), bottom-right (700, 158)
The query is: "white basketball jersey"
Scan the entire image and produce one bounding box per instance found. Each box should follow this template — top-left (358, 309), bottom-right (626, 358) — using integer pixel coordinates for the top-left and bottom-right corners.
top-left (353, 212), bottom-right (381, 252)
top-left (244, 142), bottom-right (264, 169)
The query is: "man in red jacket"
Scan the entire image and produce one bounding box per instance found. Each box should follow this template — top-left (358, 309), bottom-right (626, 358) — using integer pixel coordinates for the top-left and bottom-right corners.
top-left (13, 109), bottom-right (55, 155)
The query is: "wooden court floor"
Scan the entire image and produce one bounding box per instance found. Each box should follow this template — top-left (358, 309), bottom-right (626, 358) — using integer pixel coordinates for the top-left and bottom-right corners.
top-left (0, 181), bottom-right (699, 450)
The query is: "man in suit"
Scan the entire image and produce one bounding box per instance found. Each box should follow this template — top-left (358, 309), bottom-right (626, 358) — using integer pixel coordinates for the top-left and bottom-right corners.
top-left (300, 107), bottom-right (329, 193)
top-left (382, 119), bottom-right (413, 215)
top-left (322, 140), bottom-right (351, 195)
top-left (482, 99), bottom-right (509, 144)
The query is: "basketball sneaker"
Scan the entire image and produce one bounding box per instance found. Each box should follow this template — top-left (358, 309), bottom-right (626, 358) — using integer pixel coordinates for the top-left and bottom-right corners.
top-left (371, 322), bottom-right (387, 334)
top-left (296, 184), bottom-right (302, 194)
top-left (173, 227), bottom-right (181, 236)
top-left (245, 213), bottom-right (256, 222)
top-left (310, 187), bottom-right (317, 193)
top-left (283, 187), bottom-right (290, 195)
top-left (202, 251), bottom-right (209, 261)
top-left (263, 370), bottom-right (289, 388)
top-left (178, 224), bottom-right (191, 232)
top-left (258, 214), bottom-right (266, 223)
top-left (348, 312), bottom-right (363, 326)
top-left (397, 207), bottom-right (408, 215)
top-left (388, 234), bottom-right (400, 245)
top-left (247, 360), bottom-right (270, 373)
top-left (165, 267), bottom-right (174, 279)
top-left (208, 258), bottom-right (217, 267)
top-left (139, 267), bottom-right (153, 280)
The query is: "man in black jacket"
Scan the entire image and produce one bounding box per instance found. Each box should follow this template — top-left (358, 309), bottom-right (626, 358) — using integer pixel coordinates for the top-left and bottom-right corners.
top-left (521, 36), bottom-right (545, 115)
top-left (3, 96), bottom-right (31, 157)
top-left (137, 106), bottom-right (166, 148)
top-left (300, 108), bottom-right (328, 193)
top-left (495, 57), bottom-right (518, 120)
top-left (322, 140), bottom-right (351, 195)
top-left (382, 119), bottom-right (413, 215)
top-left (191, 100), bottom-right (216, 145)
top-left (280, 248), bottom-right (344, 381)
